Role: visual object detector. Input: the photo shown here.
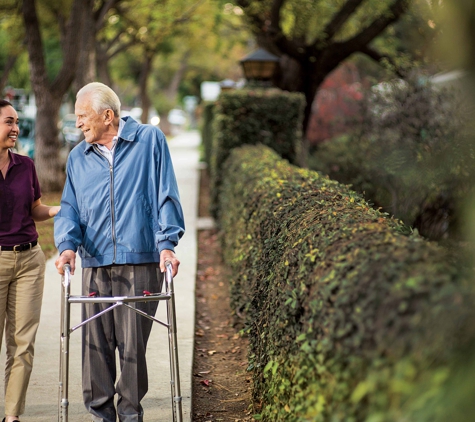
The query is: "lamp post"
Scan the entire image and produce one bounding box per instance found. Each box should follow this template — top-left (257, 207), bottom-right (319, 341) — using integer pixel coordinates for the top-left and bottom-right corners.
top-left (240, 48), bottom-right (280, 86)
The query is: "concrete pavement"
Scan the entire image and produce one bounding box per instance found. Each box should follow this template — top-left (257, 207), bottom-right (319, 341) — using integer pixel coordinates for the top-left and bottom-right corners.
top-left (0, 130), bottom-right (201, 421)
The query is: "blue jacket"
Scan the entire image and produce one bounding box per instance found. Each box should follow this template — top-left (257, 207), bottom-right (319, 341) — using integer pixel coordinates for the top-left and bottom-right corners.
top-left (54, 116), bottom-right (185, 268)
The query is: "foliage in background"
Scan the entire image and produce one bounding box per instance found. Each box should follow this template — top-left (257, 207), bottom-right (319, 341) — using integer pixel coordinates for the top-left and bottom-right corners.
top-left (208, 88), bottom-right (305, 218)
top-left (100, 0), bottom-right (251, 122)
top-left (218, 143), bottom-right (475, 421)
top-left (309, 76), bottom-right (475, 241)
top-left (232, 0), bottom-right (441, 161)
top-left (305, 62), bottom-right (364, 145)
top-left (0, 0), bottom-right (253, 190)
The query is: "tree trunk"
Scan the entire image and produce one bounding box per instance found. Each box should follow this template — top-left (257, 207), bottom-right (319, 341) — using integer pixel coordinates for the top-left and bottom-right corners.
top-left (0, 55), bottom-right (18, 94)
top-left (34, 94), bottom-right (65, 191)
top-left (72, 7), bottom-right (97, 93)
top-left (96, 47), bottom-right (113, 86)
top-left (280, 58), bottom-right (327, 167)
top-left (22, 0), bottom-right (89, 192)
top-left (275, 55), bottom-right (303, 92)
top-left (139, 51), bottom-right (153, 124)
top-left (164, 52), bottom-right (189, 103)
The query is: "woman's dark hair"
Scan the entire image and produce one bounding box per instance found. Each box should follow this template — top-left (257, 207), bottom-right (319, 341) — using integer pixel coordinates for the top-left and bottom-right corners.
top-left (0, 99), bottom-right (13, 109)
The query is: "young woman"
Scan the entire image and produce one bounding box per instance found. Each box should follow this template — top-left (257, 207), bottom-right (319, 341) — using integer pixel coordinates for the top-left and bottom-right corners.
top-left (0, 99), bottom-right (60, 422)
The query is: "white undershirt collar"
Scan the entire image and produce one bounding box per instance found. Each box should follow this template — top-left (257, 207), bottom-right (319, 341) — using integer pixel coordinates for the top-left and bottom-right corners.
top-left (95, 119), bottom-right (125, 165)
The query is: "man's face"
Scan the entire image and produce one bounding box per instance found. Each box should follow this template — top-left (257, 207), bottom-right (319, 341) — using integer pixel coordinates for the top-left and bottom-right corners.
top-left (75, 94), bottom-right (108, 145)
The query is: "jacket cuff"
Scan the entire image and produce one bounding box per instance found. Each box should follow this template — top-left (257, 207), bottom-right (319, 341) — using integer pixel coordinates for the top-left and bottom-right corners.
top-left (158, 240), bottom-right (176, 253)
top-left (58, 241), bottom-right (77, 255)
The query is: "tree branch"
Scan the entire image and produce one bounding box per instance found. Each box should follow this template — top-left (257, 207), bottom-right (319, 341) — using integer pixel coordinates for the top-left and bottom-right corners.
top-left (269, 0), bottom-right (286, 34)
top-left (94, 0), bottom-right (122, 33)
top-left (22, 0), bottom-right (49, 90)
top-left (102, 30), bottom-right (125, 55)
top-left (108, 38), bottom-right (138, 59)
top-left (0, 55), bottom-right (18, 93)
top-left (340, 0), bottom-right (409, 53)
top-left (235, 0), bottom-right (266, 35)
top-left (50, 0), bottom-right (92, 95)
top-left (321, 0), bottom-right (365, 43)
top-left (235, 0), bottom-right (252, 9)
top-left (174, 0), bottom-right (207, 24)
top-left (359, 45), bottom-right (406, 78)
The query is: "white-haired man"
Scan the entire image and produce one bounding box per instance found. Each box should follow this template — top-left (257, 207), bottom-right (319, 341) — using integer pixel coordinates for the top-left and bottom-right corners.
top-left (55, 82), bottom-right (185, 422)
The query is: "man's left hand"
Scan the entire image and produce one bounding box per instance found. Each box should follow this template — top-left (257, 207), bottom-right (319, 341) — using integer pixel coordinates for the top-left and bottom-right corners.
top-left (160, 249), bottom-right (180, 277)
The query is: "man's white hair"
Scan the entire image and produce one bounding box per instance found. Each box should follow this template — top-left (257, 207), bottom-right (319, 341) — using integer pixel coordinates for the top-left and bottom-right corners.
top-left (77, 82), bottom-right (121, 116)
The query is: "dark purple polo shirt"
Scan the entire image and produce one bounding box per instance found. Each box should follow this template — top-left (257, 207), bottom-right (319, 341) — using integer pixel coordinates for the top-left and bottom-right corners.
top-left (0, 151), bottom-right (41, 246)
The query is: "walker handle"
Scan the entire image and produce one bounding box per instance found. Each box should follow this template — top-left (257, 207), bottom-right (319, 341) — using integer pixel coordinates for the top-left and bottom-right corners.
top-left (62, 264), bottom-right (72, 288)
top-left (164, 260), bottom-right (173, 285)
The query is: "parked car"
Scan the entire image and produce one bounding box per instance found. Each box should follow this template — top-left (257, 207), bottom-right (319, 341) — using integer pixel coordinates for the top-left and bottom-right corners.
top-left (17, 115), bottom-right (35, 159)
top-left (61, 113), bottom-right (84, 150)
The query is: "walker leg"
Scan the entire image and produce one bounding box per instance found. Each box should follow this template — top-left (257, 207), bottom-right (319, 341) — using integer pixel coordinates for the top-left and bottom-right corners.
top-left (59, 265), bottom-right (71, 422)
top-left (165, 264), bottom-right (183, 422)
top-left (57, 263), bottom-right (183, 421)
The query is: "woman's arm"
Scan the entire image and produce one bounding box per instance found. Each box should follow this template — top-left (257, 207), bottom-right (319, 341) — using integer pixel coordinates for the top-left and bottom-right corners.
top-left (31, 198), bottom-right (61, 222)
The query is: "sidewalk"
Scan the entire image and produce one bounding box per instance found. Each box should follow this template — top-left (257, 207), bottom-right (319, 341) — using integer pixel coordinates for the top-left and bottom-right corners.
top-left (0, 130), bottom-right (201, 421)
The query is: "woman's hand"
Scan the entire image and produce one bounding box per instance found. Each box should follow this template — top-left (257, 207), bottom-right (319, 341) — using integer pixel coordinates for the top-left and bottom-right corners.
top-left (31, 199), bottom-right (61, 221)
top-left (49, 205), bottom-right (61, 217)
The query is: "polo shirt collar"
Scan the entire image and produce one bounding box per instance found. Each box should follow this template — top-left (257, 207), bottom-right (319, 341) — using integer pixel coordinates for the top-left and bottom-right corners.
top-left (9, 150), bottom-right (23, 166)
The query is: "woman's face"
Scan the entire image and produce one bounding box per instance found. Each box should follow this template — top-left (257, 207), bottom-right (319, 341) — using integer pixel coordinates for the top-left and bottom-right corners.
top-left (0, 105), bottom-right (19, 151)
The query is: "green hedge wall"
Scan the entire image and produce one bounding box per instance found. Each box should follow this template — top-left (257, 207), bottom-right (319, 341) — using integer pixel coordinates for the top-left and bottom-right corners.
top-left (209, 88), bottom-right (305, 218)
top-left (219, 144), bottom-right (475, 421)
top-left (200, 101), bottom-right (215, 166)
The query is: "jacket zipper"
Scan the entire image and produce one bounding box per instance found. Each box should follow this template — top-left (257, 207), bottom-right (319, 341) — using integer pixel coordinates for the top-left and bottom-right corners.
top-left (93, 145), bottom-right (117, 263)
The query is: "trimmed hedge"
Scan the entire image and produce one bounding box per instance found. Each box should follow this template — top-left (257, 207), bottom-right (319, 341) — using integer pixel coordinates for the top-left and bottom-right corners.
top-left (209, 89), bottom-right (305, 218)
top-left (218, 144), bottom-right (475, 421)
top-left (200, 101), bottom-right (215, 166)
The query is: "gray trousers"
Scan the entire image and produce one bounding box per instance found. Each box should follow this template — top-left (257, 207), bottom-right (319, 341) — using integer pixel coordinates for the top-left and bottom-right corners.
top-left (82, 264), bottom-right (161, 422)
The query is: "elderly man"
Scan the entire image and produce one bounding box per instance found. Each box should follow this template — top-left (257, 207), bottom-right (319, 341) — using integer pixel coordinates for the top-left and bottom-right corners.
top-left (54, 82), bottom-right (185, 422)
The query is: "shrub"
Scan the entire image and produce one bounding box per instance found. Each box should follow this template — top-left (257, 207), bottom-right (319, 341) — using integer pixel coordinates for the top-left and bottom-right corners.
top-left (209, 88), bottom-right (305, 218)
top-left (200, 101), bottom-right (215, 166)
top-left (309, 77), bottom-right (475, 241)
top-left (219, 144), bottom-right (475, 421)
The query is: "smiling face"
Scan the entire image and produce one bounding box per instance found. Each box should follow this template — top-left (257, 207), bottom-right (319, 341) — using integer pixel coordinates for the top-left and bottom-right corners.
top-left (74, 94), bottom-right (107, 144)
top-left (75, 93), bottom-right (110, 145)
top-left (0, 105), bottom-right (19, 152)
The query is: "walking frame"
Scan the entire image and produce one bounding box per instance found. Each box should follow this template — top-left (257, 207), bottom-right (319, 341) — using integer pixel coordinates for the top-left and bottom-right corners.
top-left (58, 262), bottom-right (183, 422)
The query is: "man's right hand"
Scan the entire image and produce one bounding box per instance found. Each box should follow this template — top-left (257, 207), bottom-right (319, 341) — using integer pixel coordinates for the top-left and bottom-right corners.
top-left (55, 250), bottom-right (76, 275)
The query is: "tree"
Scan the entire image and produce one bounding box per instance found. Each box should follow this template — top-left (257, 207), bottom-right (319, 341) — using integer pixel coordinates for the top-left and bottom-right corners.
top-left (22, 0), bottom-right (91, 191)
top-left (91, 0), bottom-right (206, 122)
top-left (101, 0), bottom-right (250, 123)
top-left (71, 0), bottom-right (122, 93)
top-left (234, 0), bottom-right (411, 162)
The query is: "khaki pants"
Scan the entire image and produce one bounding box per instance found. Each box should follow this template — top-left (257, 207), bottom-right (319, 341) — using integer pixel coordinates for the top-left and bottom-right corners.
top-left (0, 244), bottom-right (45, 416)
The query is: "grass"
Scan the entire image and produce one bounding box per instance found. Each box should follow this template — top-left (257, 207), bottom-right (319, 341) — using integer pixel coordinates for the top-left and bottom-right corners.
top-left (36, 192), bottom-right (62, 259)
